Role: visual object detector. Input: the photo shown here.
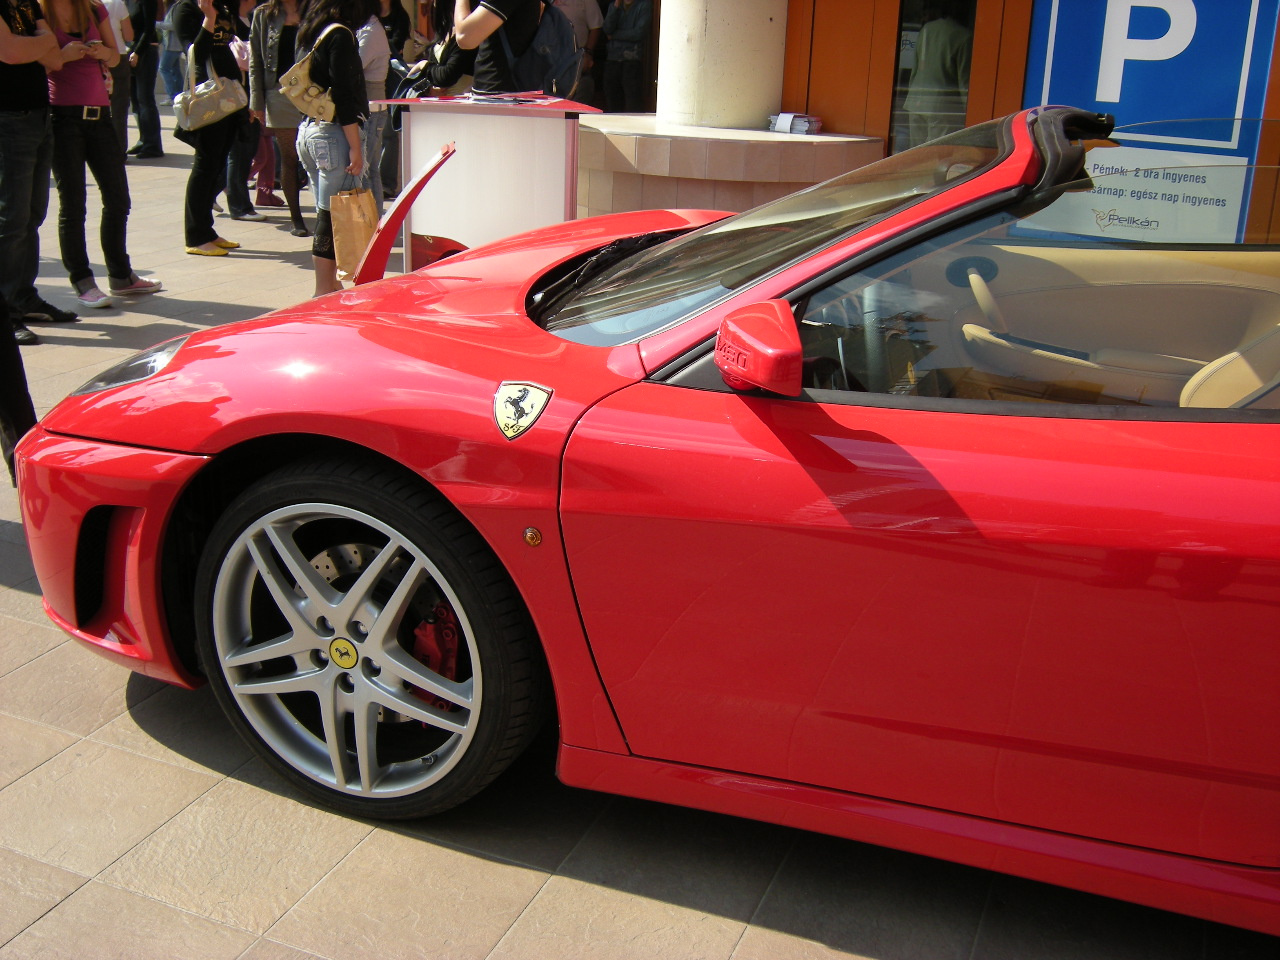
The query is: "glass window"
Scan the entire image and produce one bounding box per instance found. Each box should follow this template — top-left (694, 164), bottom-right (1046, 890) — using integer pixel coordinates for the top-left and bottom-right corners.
top-left (891, 0), bottom-right (977, 153)
top-left (538, 121), bottom-right (1006, 346)
top-left (798, 170), bottom-right (1280, 411)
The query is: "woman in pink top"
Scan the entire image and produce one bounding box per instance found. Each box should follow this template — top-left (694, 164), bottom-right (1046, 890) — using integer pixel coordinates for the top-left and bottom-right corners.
top-left (40, 0), bottom-right (161, 306)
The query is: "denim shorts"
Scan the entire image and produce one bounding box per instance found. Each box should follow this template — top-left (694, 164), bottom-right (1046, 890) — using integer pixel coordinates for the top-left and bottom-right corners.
top-left (297, 117), bottom-right (368, 211)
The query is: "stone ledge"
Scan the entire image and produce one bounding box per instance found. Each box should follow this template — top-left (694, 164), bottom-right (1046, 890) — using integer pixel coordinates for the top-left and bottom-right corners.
top-left (577, 113), bottom-right (883, 217)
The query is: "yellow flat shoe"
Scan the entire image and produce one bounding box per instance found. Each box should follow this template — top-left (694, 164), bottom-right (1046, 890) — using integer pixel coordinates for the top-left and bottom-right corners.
top-left (212, 237), bottom-right (240, 249)
top-left (186, 245), bottom-right (228, 256)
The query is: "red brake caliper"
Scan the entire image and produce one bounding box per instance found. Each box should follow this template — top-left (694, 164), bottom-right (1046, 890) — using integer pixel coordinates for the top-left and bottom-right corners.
top-left (411, 601), bottom-right (460, 712)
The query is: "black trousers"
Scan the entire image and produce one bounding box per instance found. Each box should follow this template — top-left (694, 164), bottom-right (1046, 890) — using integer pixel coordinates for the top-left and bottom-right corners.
top-left (184, 112), bottom-right (240, 246)
top-left (129, 43), bottom-right (162, 153)
top-left (0, 291), bottom-right (37, 483)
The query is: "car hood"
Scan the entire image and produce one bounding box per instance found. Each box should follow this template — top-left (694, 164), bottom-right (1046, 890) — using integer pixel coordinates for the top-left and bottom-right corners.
top-left (39, 209), bottom-right (729, 455)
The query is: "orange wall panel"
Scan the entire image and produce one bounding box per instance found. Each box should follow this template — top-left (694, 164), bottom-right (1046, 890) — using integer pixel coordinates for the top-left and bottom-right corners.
top-left (1245, 39), bottom-right (1280, 240)
top-left (786, 0), bottom-right (1027, 141)
top-left (788, 0), bottom-right (900, 140)
top-left (991, 0), bottom-right (1033, 116)
top-left (782, 0), bottom-right (816, 113)
top-left (967, 0), bottom-right (1033, 126)
top-left (807, 0), bottom-right (876, 134)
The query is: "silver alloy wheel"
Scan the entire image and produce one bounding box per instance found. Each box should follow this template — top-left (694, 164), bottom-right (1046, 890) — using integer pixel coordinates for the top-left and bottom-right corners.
top-left (209, 501), bottom-right (481, 799)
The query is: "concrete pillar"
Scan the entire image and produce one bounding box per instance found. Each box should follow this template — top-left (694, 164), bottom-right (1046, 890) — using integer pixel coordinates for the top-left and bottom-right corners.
top-left (655, 0), bottom-right (789, 129)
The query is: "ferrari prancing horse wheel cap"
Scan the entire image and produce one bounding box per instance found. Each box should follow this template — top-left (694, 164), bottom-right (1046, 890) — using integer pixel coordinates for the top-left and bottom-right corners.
top-left (329, 637), bottom-right (359, 669)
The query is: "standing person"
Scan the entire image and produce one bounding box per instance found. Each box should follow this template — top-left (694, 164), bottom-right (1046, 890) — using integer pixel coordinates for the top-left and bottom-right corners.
top-left (357, 4), bottom-right (390, 216)
top-left (157, 0), bottom-right (185, 101)
top-left (374, 0), bottom-right (409, 200)
top-left (402, 0), bottom-right (473, 93)
top-left (903, 0), bottom-right (971, 148)
top-left (42, 0), bottom-right (162, 307)
top-left (294, 0), bottom-right (368, 295)
top-left (0, 291), bottom-right (37, 482)
top-left (377, 0), bottom-right (407, 58)
top-left (217, 0), bottom-right (263, 221)
top-left (601, 0), bottom-right (648, 112)
top-left (453, 0), bottom-right (538, 94)
top-left (0, 0), bottom-right (79, 346)
top-left (101, 0), bottom-right (133, 145)
top-left (553, 0), bottom-right (599, 104)
top-left (125, 0), bottom-right (162, 156)
top-left (172, 0), bottom-right (247, 255)
top-left (248, 0), bottom-right (307, 234)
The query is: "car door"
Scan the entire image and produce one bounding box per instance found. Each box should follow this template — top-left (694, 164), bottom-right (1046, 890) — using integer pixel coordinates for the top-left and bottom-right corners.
top-left (559, 207), bottom-right (1280, 868)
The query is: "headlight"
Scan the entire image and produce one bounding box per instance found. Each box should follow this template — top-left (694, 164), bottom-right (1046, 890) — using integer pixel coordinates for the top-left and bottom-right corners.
top-left (70, 337), bottom-right (189, 397)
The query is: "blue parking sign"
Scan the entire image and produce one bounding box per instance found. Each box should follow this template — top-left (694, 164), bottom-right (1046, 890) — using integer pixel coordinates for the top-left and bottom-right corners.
top-left (1023, 0), bottom-right (1279, 159)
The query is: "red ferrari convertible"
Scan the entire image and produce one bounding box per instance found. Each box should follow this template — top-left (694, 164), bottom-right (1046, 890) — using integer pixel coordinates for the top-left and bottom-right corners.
top-left (17, 107), bottom-right (1280, 934)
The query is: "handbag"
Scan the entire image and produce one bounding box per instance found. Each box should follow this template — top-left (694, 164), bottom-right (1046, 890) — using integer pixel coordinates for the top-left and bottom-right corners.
top-left (174, 48), bottom-right (248, 131)
top-left (279, 23), bottom-right (348, 122)
top-left (330, 185), bottom-right (379, 282)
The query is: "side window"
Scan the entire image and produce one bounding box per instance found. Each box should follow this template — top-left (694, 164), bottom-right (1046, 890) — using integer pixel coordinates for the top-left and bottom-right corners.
top-left (798, 210), bottom-right (1280, 410)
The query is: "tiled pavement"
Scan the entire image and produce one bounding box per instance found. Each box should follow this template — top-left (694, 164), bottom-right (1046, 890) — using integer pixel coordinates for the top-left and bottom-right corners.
top-left (0, 114), bottom-right (1278, 960)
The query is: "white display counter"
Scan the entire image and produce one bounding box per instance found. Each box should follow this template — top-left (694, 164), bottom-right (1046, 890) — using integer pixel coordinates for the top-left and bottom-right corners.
top-left (393, 94), bottom-right (598, 269)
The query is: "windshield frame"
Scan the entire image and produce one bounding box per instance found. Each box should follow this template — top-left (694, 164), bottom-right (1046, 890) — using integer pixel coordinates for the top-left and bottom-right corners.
top-left (536, 117), bottom-right (1017, 347)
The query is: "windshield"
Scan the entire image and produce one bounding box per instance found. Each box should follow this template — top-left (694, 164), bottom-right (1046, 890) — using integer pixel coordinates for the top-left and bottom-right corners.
top-left (539, 119), bottom-right (1009, 346)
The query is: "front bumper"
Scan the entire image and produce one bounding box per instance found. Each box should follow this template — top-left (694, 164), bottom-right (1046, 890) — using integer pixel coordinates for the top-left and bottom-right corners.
top-left (17, 426), bottom-right (209, 686)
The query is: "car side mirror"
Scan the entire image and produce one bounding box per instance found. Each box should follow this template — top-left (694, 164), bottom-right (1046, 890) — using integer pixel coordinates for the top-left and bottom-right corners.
top-left (714, 299), bottom-right (803, 397)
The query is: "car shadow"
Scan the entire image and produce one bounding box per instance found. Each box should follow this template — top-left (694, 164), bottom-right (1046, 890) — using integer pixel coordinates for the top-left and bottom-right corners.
top-left (122, 674), bottom-right (1280, 959)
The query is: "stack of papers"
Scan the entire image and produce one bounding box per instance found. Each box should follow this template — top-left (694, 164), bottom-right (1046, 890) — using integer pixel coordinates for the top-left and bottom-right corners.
top-left (769, 113), bottom-right (822, 134)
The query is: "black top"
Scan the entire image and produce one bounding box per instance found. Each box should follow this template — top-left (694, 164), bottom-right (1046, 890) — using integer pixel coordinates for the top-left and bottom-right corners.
top-left (304, 24), bottom-right (368, 126)
top-left (421, 34), bottom-right (475, 89)
top-left (172, 0), bottom-right (240, 83)
top-left (471, 0), bottom-right (539, 93)
top-left (126, 0), bottom-right (158, 57)
top-left (279, 23), bottom-right (296, 69)
top-left (0, 0), bottom-right (49, 109)
top-left (378, 1), bottom-right (410, 58)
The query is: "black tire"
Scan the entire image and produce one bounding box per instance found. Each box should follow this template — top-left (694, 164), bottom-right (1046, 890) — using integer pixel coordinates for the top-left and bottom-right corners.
top-left (193, 457), bottom-right (546, 819)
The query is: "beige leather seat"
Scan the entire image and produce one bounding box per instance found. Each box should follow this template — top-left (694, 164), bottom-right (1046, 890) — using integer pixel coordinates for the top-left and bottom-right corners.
top-left (1180, 324), bottom-right (1280, 408)
top-left (961, 323), bottom-right (1203, 406)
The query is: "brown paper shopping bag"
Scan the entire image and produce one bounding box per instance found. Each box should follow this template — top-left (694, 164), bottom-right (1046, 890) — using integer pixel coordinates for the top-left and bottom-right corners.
top-left (331, 188), bottom-right (379, 282)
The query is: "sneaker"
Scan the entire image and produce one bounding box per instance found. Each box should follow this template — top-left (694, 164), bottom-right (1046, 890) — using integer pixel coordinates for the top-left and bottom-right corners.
top-left (230, 211), bottom-right (266, 221)
top-left (256, 192), bottom-right (286, 207)
top-left (22, 299), bottom-right (79, 323)
top-left (10, 320), bottom-right (39, 345)
top-left (109, 275), bottom-right (163, 295)
top-left (212, 200), bottom-right (224, 213)
top-left (74, 286), bottom-right (114, 308)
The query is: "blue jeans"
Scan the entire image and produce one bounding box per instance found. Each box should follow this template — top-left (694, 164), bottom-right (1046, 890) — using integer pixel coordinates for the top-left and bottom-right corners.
top-left (363, 109), bottom-right (389, 216)
top-left (379, 122), bottom-right (399, 200)
top-left (297, 118), bottom-right (367, 212)
top-left (51, 110), bottom-right (133, 286)
top-left (0, 108), bottom-right (54, 315)
top-left (218, 119), bottom-right (259, 217)
top-left (159, 47), bottom-right (184, 101)
top-left (129, 44), bottom-right (162, 153)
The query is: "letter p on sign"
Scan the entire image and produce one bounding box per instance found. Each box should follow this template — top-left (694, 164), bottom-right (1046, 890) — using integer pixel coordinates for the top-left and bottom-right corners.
top-left (1096, 0), bottom-right (1197, 102)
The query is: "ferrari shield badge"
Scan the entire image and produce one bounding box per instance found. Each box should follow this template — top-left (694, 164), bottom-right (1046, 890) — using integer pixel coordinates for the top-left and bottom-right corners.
top-left (494, 382), bottom-right (552, 440)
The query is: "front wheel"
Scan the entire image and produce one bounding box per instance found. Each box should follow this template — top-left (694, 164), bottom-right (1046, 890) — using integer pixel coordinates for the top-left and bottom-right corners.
top-left (194, 458), bottom-right (547, 819)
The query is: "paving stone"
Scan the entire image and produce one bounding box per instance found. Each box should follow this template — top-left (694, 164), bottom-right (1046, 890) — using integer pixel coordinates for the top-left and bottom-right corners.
top-left (0, 880), bottom-right (254, 960)
top-left (0, 740), bottom-right (215, 875)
